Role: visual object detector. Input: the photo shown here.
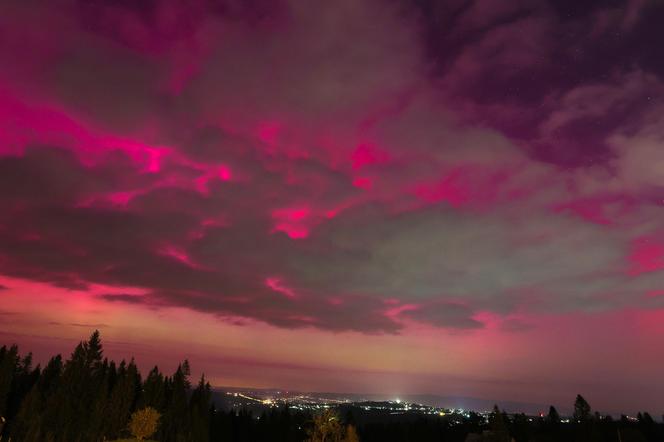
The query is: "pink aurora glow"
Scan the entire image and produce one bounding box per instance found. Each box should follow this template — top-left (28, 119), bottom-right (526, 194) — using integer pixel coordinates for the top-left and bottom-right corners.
top-left (0, 0), bottom-right (662, 413)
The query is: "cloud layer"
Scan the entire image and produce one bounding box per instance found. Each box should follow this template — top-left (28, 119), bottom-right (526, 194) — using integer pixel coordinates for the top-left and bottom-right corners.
top-left (0, 0), bottom-right (662, 335)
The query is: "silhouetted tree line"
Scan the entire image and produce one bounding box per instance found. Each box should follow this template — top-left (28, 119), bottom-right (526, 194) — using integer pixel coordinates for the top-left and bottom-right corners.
top-left (0, 332), bottom-right (313, 442)
top-left (0, 332), bottom-right (662, 442)
top-left (354, 398), bottom-right (664, 442)
top-left (0, 331), bottom-right (212, 441)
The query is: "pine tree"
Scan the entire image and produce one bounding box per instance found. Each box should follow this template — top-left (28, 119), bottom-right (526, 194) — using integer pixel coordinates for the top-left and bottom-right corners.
top-left (12, 355), bottom-right (63, 442)
top-left (86, 330), bottom-right (103, 368)
top-left (86, 358), bottom-right (113, 440)
top-left (547, 405), bottom-right (560, 424)
top-left (573, 394), bottom-right (591, 422)
top-left (190, 375), bottom-right (212, 442)
top-left (3, 354), bottom-right (38, 437)
top-left (0, 344), bottom-right (19, 419)
top-left (489, 404), bottom-right (511, 442)
top-left (103, 359), bottom-right (140, 439)
top-left (161, 362), bottom-right (192, 442)
top-left (140, 366), bottom-right (166, 411)
top-left (42, 331), bottom-right (106, 441)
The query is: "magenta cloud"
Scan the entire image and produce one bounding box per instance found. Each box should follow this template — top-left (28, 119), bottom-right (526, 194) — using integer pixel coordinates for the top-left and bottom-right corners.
top-left (0, 0), bottom-right (662, 333)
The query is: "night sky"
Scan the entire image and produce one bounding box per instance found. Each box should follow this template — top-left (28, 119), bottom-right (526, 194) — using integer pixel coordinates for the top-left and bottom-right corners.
top-left (1, 0), bottom-right (663, 414)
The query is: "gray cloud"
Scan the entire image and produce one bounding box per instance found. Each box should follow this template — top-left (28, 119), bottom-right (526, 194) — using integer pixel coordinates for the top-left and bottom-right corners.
top-left (0, 0), bottom-right (662, 335)
top-left (99, 294), bottom-right (147, 304)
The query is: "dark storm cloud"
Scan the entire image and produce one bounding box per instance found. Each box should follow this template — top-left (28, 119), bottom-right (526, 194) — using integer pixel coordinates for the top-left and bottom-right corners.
top-left (0, 147), bottom-right (147, 205)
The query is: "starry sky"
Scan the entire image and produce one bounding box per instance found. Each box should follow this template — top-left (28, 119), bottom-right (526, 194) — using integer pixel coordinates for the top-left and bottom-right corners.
top-left (0, 0), bottom-right (663, 414)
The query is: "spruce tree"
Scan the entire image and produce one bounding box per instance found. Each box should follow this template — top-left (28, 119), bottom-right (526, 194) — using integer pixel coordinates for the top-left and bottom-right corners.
top-left (103, 359), bottom-right (140, 439)
top-left (47, 331), bottom-right (105, 440)
top-left (140, 366), bottom-right (166, 411)
top-left (573, 394), bottom-right (591, 422)
top-left (161, 362), bottom-right (192, 442)
top-left (86, 357), bottom-right (113, 440)
top-left (190, 375), bottom-right (212, 442)
top-left (0, 344), bottom-right (19, 419)
top-left (489, 404), bottom-right (511, 442)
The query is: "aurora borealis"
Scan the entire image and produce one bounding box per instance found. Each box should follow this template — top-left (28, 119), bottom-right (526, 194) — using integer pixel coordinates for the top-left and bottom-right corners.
top-left (0, 0), bottom-right (663, 414)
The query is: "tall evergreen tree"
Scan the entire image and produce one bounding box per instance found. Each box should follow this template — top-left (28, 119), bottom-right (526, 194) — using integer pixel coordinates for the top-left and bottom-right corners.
top-left (547, 405), bottom-right (560, 424)
top-left (12, 355), bottom-right (62, 442)
top-left (140, 366), bottom-right (167, 411)
top-left (573, 394), bottom-right (591, 422)
top-left (489, 404), bottom-right (511, 442)
top-left (0, 344), bottom-right (19, 420)
top-left (86, 357), bottom-right (113, 440)
top-left (4, 353), bottom-right (39, 437)
top-left (160, 361), bottom-right (192, 442)
top-left (190, 375), bottom-right (212, 442)
top-left (47, 330), bottom-right (106, 441)
top-left (103, 359), bottom-right (141, 439)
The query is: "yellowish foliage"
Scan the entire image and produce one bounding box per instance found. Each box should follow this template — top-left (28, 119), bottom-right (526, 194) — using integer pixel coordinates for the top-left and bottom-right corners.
top-left (306, 410), bottom-right (360, 442)
top-left (128, 407), bottom-right (161, 441)
top-left (345, 424), bottom-right (360, 442)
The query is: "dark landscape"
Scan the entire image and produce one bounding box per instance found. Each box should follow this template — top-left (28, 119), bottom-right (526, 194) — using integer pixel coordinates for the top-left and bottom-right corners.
top-left (1, 332), bottom-right (663, 441)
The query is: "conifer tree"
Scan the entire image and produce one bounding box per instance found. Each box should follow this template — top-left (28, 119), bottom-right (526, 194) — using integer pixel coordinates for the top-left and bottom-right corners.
top-left (15, 354), bottom-right (63, 442)
top-left (573, 394), bottom-right (591, 422)
top-left (190, 375), bottom-right (212, 442)
top-left (548, 405), bottom-right (560, 422)
top-left (140, 366), bottom-right (166, 411)
top-left (161, 362), bottom-right (192, 442)
top-left (47, 330), bottom-right (106, 440)
top-left (86, 357), bottom-right (113, 440)
top-left (489, 404), bottom-right (511, 442)
top-left (0, 344), bottom-right (19, 419)
top-left (103, 359), bottom-right (140, 439)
